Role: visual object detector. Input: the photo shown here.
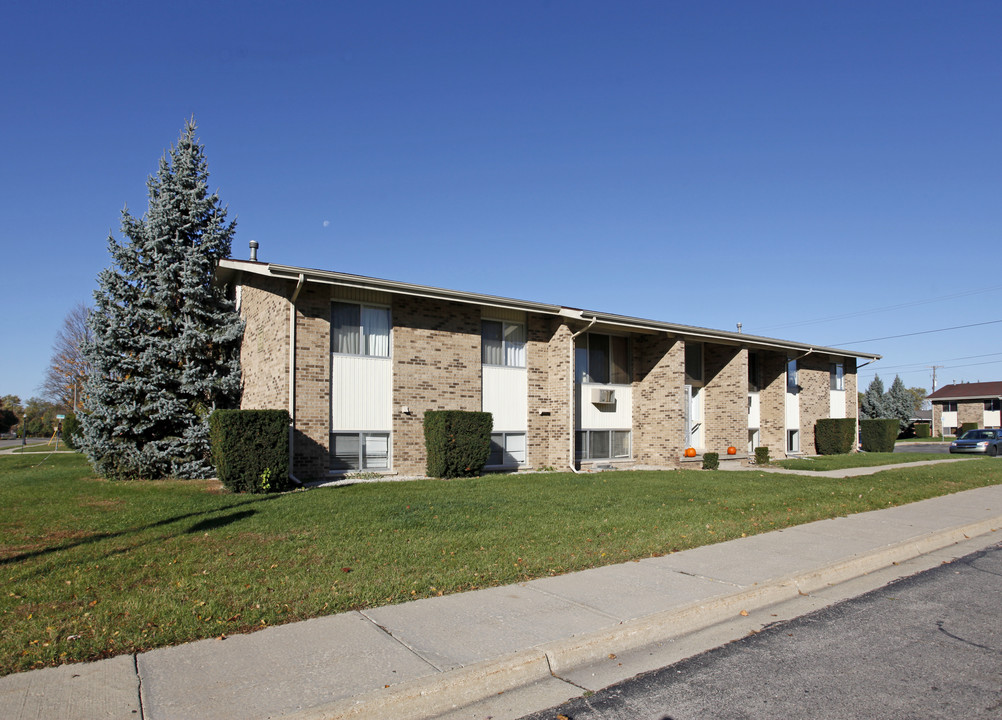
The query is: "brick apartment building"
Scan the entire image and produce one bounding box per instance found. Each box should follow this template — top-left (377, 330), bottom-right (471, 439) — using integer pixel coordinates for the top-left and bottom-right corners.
top-left (928, 382), bottom-right (1002, 436)
top-left (215, 258), bottom-right (880, 480)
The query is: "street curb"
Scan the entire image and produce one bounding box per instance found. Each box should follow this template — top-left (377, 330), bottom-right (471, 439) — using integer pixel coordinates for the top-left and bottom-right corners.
top-left (278, 516), bottom-right (1002, 720)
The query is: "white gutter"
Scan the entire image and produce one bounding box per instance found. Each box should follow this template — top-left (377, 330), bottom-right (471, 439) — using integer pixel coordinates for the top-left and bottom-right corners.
top-left (288, 274), bottom-right (305, 484)
top-left (568, 316), bottom-right (597, 474)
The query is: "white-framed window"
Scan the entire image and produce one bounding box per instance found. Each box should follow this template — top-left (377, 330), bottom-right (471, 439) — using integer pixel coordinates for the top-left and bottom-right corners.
top-left (488, 432), bottom-right (526, 466)
top-left (830, 362), bottom-right (844, 391)
top-left (331, 432), bottom-right (389, 471)
top-left (576, 430), bottom-right (631, 460)
top-left (984, 399), bottom-right (1001, 412)
top-left (331, 302), bottom-right (390, 357)
top-left (685, 342), bottom-right (703, 385)
top-left (481, 320), bottom-right (526, 367)
top-left (787, 358), bottom-right (798, 392)
top-left (787, 429), bottom-right (800, 453)
top-left (575, 333), bottom-right (630, 384)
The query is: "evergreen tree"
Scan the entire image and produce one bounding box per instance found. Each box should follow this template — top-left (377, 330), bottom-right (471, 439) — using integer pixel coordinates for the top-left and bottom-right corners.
top-left (80, 119), bottom-right (243, 480)
top-left (860, 375), bottom-right (886, 420)
top-left (885, 375), bottom-right (914, 431)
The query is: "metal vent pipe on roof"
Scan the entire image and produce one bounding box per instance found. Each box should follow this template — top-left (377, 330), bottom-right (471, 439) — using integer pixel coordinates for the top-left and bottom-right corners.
top-left (249, 240), bottom-right (259, 262)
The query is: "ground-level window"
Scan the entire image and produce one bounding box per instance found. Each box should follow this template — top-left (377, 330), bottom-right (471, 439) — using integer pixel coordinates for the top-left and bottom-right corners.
top-left (787, 429), bottom-right (800, 453)
top-left (576, 430), bottom-right (631, 460)
top-left (488, 432), bottom-right (526, 466)
top-left (331, 432), bottom-right (389, 471)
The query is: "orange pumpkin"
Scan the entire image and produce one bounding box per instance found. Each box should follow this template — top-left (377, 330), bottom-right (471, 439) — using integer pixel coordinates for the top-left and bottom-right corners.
top-left (684, 447), bottom-right (697, 458)
top-left (726, 446), bottom-right (737, 455)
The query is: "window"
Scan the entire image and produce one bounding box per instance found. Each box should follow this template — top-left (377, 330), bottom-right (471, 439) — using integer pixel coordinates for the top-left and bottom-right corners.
top-left (830, 363), bottom-right (844, 391)
top-left (748, 352), bottom-right (761, 392)
top-left (984, 399), bottom-right (1001, 412)
top-left (787, 429), bottom-right (800, 453)
top-left (576, 430), bottom-right (631, 460)
top-left (481, 320), bottom-right (526, 367)
top-left (787, 358), bottom-right (798, 392)
top-left (331, 432), bottom-right (389, 471)
top-left (943, 402), bottom-right (958, 413)
top-left (488, 432), bottom-right (526, 466)
top-left (575, 333), bottom-right (630, 384)
top-left (332, 302), bottom-right (390, 357)
top-left (685, 342), bottom-right (703, 384)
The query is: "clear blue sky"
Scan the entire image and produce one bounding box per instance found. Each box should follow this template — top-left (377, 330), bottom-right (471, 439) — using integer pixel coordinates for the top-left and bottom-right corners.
top-left (2, 1), bottom-right (1000, 403)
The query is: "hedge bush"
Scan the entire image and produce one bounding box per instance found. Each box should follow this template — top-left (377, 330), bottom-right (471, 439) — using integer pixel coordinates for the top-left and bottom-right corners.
top-left (61, 413), bottom-right (81, 450)
top-left (915, 422), bottom-right (931, 439)
top-left (701, 452), bottom-right (719, 470)
top-left (424, 410), bottom-right (492, 478)
top-left (860, 418), bottom-right (898, 453)
top-left (814, 418), bottom-right (856, 455)
top-left (209, 409), bottom-right (290, 493)
top-left (958, 422), bottom-right (979, 438)
top-left (755, 446), bottom-right (770, 465)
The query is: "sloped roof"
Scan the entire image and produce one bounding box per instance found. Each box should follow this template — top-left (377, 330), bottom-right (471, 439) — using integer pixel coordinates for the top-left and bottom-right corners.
top-left (927, 382), bottom-right (1002, 401)
top-left (216, 258), bottom-right (882, 361)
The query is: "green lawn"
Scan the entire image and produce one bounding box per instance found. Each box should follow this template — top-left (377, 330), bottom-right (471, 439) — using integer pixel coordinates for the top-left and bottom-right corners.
top-left (772, 452), bottom-right (956, 471)
top-left (2, 452), bottom-right (1000, 676)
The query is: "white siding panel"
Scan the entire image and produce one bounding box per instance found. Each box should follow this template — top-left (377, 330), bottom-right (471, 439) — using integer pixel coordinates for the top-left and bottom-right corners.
top-left (482, 365), bottom-right (527, 431)
top-left (942, 411), bottom-right (957, 432)
top-left (331, 355), bottom-right (392, 430)
top-left (830, 390), bottom-right (846, 419)
top-left (985, 410), bottom-right (1001, 427)
top-left (577, 384), bottom-right (633, 429)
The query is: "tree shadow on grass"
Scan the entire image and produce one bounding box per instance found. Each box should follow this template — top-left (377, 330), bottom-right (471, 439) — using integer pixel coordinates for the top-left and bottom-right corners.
top-left (0, 495), bottom-right (280, 567)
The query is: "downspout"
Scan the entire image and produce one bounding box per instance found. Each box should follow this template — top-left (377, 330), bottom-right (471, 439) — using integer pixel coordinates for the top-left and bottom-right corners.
top-left (853, 359), bottom-right (877, 453)
top-left (568, 317), bottom-right (598, 474)
top-left (288, 274), bottom-right (305, 484)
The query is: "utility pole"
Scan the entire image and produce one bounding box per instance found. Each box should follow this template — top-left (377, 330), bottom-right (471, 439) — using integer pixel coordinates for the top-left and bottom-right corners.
top-left (928, 365), bottom-right (944, 392)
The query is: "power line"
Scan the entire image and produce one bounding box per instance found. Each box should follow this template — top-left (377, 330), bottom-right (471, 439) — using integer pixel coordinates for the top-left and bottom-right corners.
top-left (831, 319), bottom-right (1002, 346)
top-left (857, 352), bottom-right (1002, 373)
top-left (758, 284), bottom-right (1002, 332)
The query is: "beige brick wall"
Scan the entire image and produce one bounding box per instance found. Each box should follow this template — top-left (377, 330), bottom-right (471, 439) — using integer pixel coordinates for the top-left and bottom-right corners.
top-left (632, 334), bottom-right (685, 465)
top-left (958, 401), bottom-right (983, 429)
top-left (798, 354), bottom-right (832, 454)
top-left (391, 296), bottom-right (482, 475)
top-left (757, 351), bottom-right (787, 458)
top-left (527, 316), bottom-right (573, 470)
top-left (703, 344), bottom-right (747, 454)
top-left (237, 277), bottom-right (290, 411)
top-left (291, 284), bottom-right (333, 479)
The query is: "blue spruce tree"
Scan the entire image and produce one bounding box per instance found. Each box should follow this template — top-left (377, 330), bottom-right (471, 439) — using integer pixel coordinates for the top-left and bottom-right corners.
top-left (80, 120), bottom-right (243, 480)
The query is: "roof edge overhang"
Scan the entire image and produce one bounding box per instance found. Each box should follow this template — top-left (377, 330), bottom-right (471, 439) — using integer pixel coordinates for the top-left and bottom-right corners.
top-left (217, 259), bottom-right (563, 315)
top-left (217, 259), bottom-right (881, 361)
top-left (930, 395), bottom-right (1002, 402)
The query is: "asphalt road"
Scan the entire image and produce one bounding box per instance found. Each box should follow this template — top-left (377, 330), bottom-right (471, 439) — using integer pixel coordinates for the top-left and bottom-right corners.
top-left (520, 542), bottom-right (1002, 720)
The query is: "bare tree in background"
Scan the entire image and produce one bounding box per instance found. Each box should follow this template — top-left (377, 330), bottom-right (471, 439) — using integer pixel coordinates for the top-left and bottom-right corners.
top-left (42, 302), bottom-right (92, 411)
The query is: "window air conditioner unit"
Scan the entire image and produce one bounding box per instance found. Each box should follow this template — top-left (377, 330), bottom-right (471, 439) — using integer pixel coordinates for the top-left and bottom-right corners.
top-left (592, 388), bottom-right (615, 404)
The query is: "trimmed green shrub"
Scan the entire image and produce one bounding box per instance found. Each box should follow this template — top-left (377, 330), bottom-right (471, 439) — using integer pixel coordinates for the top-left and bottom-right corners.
top-left (61, 413), bottom-right (81, 450)
top-left (815, 418), bottom-right (856, 455)
top-left (754, 446), bottom-right (770, 465)
top-left (958, 422), bottom-right (979, 438)
top-left (209, 409), bottom-right (290, 493)
top-left (701, 452), bottom-right (719, 470)
top-left (915, 422), bottom-right (931, 439)
top-left (860, 418), bottom-right (898, 453)
top-left (424, 410), bottom-right (492, 478)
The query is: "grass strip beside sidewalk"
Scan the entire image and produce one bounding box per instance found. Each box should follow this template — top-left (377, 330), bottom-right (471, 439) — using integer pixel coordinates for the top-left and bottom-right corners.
top-left (772, 451), bottom-right (955, 472)
top-left (1, 453), bottom-right (1000, 676)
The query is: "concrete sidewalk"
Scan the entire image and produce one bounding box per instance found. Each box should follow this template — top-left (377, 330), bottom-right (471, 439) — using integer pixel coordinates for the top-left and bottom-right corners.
top-left (3, 484), bottom-right (1001, 720)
